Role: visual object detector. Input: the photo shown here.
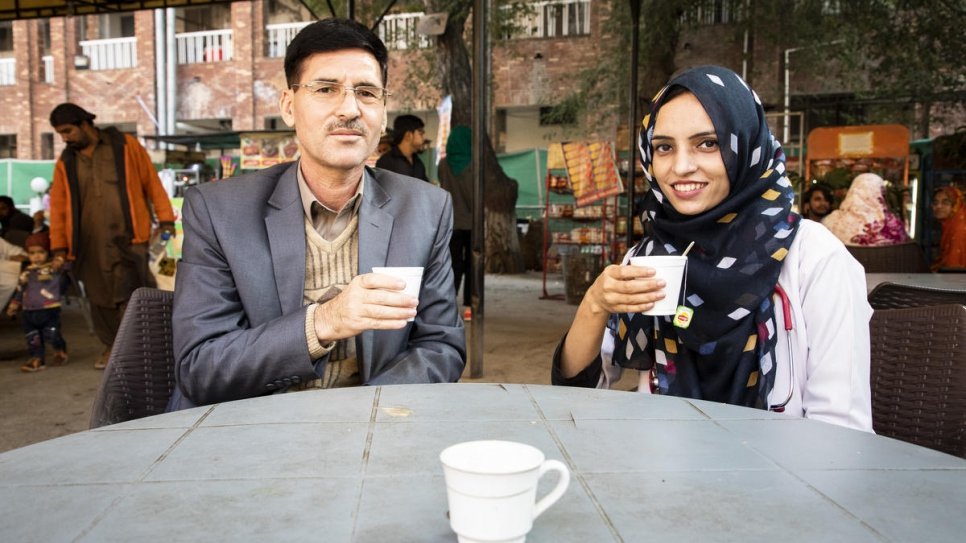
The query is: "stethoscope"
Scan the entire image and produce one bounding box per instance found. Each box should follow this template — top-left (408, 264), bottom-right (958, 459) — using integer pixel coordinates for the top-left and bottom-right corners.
top-left (647, 284), bottom-right (796, 412)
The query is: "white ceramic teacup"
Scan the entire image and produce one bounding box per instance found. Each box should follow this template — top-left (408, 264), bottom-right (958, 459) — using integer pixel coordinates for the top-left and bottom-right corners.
top-left (440, 440), bottom-right (570, 543)
top-left (628, 255), bottom-right (688, 316)
top-left (372, 266), bottom-right (423, 321)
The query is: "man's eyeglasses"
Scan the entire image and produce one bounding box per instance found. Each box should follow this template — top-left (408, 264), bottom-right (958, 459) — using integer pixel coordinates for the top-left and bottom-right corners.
top-left (290, 81), bottom-right (391, 105)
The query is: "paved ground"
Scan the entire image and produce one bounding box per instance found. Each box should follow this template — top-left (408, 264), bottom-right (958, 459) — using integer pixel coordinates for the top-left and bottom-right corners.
top-left (0, 272), bottom-right (624, 453)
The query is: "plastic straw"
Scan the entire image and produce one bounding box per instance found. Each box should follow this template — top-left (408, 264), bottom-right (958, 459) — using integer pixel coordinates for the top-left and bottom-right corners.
top-left (682, 241), bottom-right (695, 256)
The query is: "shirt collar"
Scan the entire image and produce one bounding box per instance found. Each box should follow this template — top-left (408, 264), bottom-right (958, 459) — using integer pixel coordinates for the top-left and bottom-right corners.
top-left (296, 161), bottom-right (366, 220)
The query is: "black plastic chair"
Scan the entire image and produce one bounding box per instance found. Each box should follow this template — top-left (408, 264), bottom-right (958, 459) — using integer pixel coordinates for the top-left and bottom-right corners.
top-left (846, 242), bottom-right (930, 273)
top-left (89, 287), bottom-right (176, 429)
top-left (868, 281), bottom-right (966, 310)
top-left (870, 303), bottom-right (966, 458)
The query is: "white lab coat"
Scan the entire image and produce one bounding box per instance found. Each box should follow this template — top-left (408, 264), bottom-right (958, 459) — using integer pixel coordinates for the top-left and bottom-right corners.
top-left (600, 220), bottom-right (874, 432)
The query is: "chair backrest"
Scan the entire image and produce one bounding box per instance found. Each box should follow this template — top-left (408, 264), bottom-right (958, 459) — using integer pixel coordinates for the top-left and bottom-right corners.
top-left (868, 282), bottom-right (966, 310)
top-left (870, 303), bottom-right (966, 458)
top-left (89, 287), bottom-right (176, 429)
top-left (846, 242), bottom-right (930, 273)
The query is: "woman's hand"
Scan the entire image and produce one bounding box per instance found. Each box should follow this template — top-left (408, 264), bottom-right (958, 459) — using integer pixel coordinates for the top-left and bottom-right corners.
top-left (584, 264), bottom-right (667, 316)
top-left (559, 264), bottom-right (666, 379)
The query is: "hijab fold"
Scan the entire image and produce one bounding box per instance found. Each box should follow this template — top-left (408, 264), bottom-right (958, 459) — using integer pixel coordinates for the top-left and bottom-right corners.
top-left (611, 66), bottom-right (801, 409)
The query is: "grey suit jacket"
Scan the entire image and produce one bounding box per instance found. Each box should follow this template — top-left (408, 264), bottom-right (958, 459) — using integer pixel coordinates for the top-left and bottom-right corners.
top-left (168, 163), bottom-right (465, 409)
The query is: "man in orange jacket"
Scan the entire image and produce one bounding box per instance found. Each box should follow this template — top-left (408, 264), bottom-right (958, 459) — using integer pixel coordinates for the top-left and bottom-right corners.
top-left (48, 103), bottom-right (176, 369)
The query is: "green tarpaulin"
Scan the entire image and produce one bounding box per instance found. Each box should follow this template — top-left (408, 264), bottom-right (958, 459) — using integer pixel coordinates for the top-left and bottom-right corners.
top-left (1, 160), bottom-right (56, 211)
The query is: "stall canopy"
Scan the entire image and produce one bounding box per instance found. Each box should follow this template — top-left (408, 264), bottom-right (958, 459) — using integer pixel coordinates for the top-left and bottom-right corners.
top-left (0, 0), bottom-right (239, 21)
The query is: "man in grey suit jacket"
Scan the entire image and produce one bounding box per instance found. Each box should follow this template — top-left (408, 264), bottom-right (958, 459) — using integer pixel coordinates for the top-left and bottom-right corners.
top-left (168, 18), bottom-right (464, 409)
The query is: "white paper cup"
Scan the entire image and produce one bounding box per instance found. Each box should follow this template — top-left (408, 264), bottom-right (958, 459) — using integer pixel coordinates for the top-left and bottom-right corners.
top-left (628, 255), bottom-right (687, 316)
top-left (373, 266), bottom-right (423, 321)
top-left (440, 440), bottom-right (570, 543)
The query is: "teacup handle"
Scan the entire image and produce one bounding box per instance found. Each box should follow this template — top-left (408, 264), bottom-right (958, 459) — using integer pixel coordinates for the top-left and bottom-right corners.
top-left (532, 459), bottom-right (570, 520)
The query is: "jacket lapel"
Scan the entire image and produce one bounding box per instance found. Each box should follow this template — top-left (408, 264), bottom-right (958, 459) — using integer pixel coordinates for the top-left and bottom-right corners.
top-left (358, 170), bottom-right (394, 380)
top-left (265, 164), bottom-right (306, 315)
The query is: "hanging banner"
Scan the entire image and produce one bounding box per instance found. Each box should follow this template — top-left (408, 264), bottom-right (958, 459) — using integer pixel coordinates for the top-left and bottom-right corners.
top-left (435, 95), bottom-right (453, 165)
top-left (240, 132), bottom-right (299, 169)
top-left (561, 141), bottom-right (623, 206)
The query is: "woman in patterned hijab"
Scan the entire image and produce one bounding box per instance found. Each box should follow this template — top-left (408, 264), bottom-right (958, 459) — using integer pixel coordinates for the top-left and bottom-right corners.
top-left (552, 66), bottom-right (872, 431)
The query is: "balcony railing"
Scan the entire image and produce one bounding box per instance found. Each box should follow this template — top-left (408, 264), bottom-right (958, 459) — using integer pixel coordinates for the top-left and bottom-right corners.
top-left (265, 22), bottom-right (311, 58)
top-left (679, 0), bottom-right (746, 26)
top-left (0, 58), bottom-right (14, 86)
top-left (378, 12), bottom-right (431, 50)
top-left (80, 37), bottom-right (137, 70)
top-left (177, 29), bottom-right (234, 64)
top-left (507, 0), bottom-right (591, 39)
top-left (42, 55), bottom-right (54, 83)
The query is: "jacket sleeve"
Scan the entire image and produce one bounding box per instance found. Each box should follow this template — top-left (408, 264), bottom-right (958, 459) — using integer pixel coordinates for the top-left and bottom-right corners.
top-left (48, 160), bottom-right (70, 255)
top-left (366, 191), bottom-right (466, 385)
top-left (130, 136), bottom-right (176, 225)
top-left (171, 188), bottom-right (319, 407)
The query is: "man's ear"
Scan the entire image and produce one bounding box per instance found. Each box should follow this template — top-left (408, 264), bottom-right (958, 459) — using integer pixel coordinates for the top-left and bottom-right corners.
top-left (279, 89), bottom-right (296, 127)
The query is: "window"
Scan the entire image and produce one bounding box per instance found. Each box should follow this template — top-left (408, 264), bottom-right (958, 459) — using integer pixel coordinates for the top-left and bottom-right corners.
top-left (680, 0), bottom-right (746, 26)
top-left (0, 21), bottom-right (12, 53)
top-left (178, 5), bottom-right (231, 32)
top-left (0, 134), bottom-right (17, 158)
top-left (505, 0), bottom-right (591, 39)
top-left (41, 133), bottom-right (54, 160)
top-left (38, 19), bottom-right (52, 53)
top-left (264, 117), bottom-right (284, 130)
top-left (99, 13), bottom-right (135, 39)
top-left (539, 105), bottom-right (577, 126)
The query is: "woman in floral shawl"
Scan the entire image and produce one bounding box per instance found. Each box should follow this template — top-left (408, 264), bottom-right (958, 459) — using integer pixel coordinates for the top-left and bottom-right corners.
top-left (551, 66), bottom-right (872, 432)
top-left (822, 173), bottom-right (910, 246)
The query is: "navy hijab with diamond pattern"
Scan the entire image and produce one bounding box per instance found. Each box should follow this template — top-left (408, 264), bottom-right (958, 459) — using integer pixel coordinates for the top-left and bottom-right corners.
top-left (612, 65), bottom-right (800, 409)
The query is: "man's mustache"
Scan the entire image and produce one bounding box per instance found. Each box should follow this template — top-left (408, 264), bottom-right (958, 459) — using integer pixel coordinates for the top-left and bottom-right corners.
top-left (326, 120), bottom-right (368, 135)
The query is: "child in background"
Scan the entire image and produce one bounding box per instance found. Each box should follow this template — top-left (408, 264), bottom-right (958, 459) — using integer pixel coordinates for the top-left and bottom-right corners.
top-left (6, 232), bottom-right (68, 373)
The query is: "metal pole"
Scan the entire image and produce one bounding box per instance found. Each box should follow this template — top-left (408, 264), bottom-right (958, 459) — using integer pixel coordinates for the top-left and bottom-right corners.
top-left (154, 9), bottom-right (166, 149)
top-left (783, 47), bottom-right (793, 145)
top-left (166, 8), bottom-right (176, 139)
top-left (626, 0), bottom-right (641, 254)
top-left (470, 0), bottom-right (488, 378)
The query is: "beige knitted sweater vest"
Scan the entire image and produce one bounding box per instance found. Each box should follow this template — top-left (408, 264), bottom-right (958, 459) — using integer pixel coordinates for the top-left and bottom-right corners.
top-left (302, 215), bottom-right (360, 388)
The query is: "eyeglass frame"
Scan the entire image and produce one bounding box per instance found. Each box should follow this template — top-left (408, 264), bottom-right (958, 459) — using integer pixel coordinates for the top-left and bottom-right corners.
top-left (289, 80), bottom-right (392, 105)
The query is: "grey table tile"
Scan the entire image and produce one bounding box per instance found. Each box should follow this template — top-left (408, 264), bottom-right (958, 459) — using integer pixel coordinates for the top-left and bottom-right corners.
top-left (686, 397), bottom-right (791, 421)
top-left (719, 419), bottom-right (966, 471)
top-left (0, 484), bottom-right (131, 543)
top-left (81, 478), bottom-right (360, 543)
top-left (375, 383), bottom-right (539, 422)
top-left (586, 471), bottom-right (881, 543)
top-left (92, 405), bottom-right (210, 430)
top-left (365, 421), bottom-right (563, 477)
top-left (0, 429), bottom-right (186, 485)
top-left (551, 419), bottom-right (776, 473)
top-left (202, 387), bottom-right (378, 426)
top-left (146, 423), bottom-right (369, 481)
top-left (356, 472), bottom-right (615, 543)
top-left (528, 385), bottom-right (708, 421)
top-left (798, 468), bottom-right (966, 543)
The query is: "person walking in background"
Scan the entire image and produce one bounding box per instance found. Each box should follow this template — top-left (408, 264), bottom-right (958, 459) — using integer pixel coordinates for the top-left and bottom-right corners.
top-left (6, 232), bottom-right (69, 373)
top-left (801, 183), bottom-right (834, 223)
top-left (32, 211), bottom-right (49, 234)
top-left (438, 126), bottom-right (473, 308)
top-left (0, 195), bottom-right (33, 244)
top-left (822, 172), bottom-right (910, 246)
top-left (48, 103), bottom-right (176, 370)
top-left (1, 236), bottom-right (27, 310)
top-left (553, 66), bottom-right (871, 432)
top-left (376, 114), bottom-right (429, 182)
top-left (168, 18), bottom-right (463, 410)
top-left (930, 185), bottom-right (966, 271)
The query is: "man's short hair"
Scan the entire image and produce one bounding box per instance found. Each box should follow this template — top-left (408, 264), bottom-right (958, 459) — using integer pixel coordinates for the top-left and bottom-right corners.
top-left (49, 103), bottom-right (96, 127)
top-left (0, 195), bottom-right (14, 208)
top-left (804, 183), bottom-right (834, 206)
top-left (284, 18), bottom-right (389, 88)
top-left (391, 115), bottom-right (424, 145)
